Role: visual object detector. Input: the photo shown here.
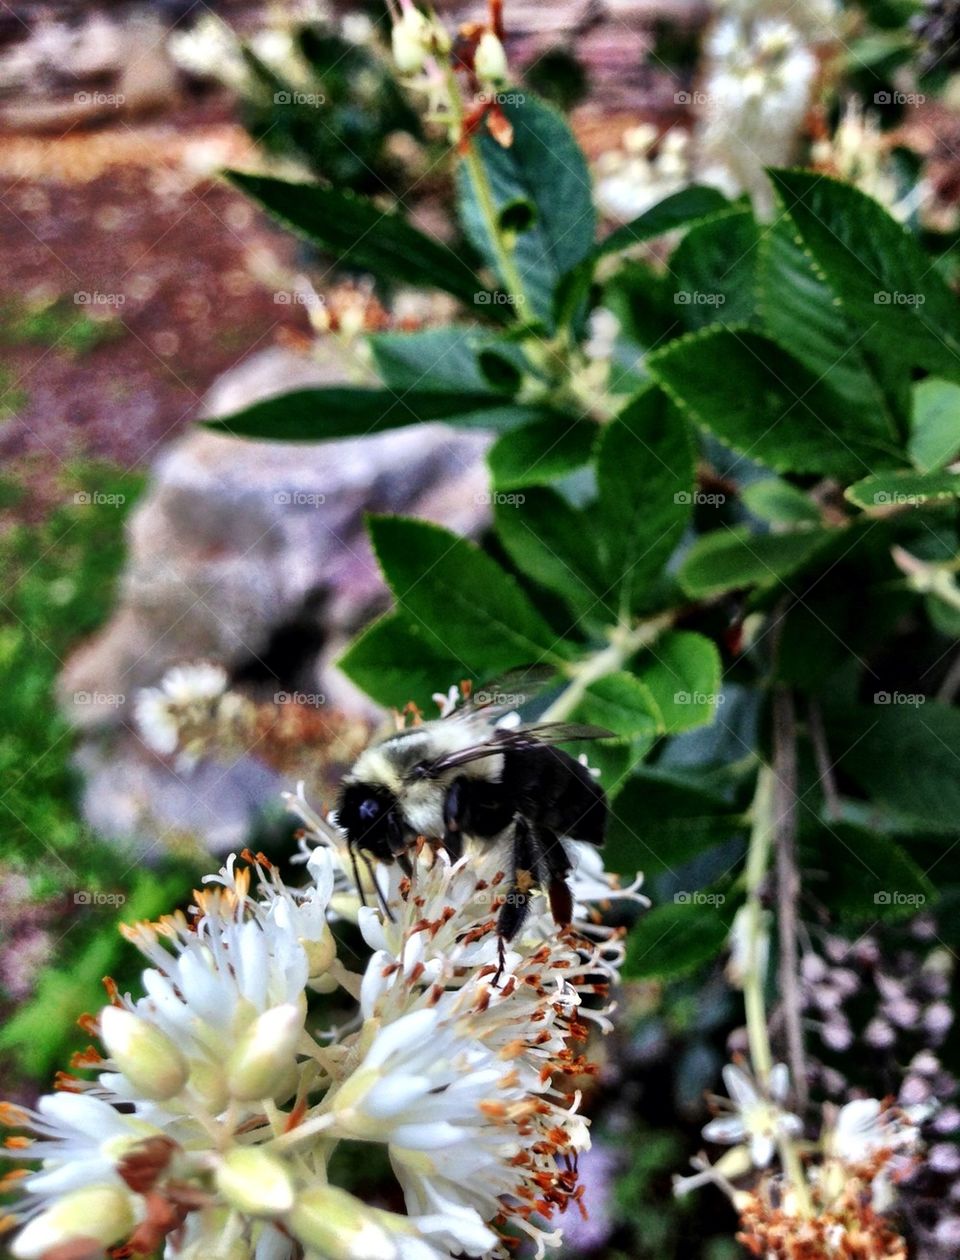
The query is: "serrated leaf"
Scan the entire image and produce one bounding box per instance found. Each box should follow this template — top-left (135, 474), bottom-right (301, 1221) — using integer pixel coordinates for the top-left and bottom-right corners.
top-left (802, 822), bottom-right (934, 920)
top-left (649, 328), bottom-right (902, 478)
top-left (228, 172), bottom-right (506, 315)
top-left (605, 770), bottom-right (745, 877)
top-left (910, 378), bottom-right (960, 472)
top-left (205, 387), bottom-right (553, 441)
top-left (457, 94), bottom-right (594, 325)
top-left (741, 478), bottom-right (823, 526)
top-left (769, 169), bottom-right (960, 381)
top-left (367, 515), bottom-right (569, 676)
top-left (760, 200), bottom-right (905, 444)
top-left (370, 327), bottom-right (524, 394)
top-left (845, 468), bottom-right (960, 509)
top-left (494, 487), bottom-right (611, 624)
top-left (831, 702), bottom-right (960, 835)
top-left (678, 525), bottom-right (834, 598)
top-left (337, 611), bottom-right (466, 710)
top-left (487, 417), bottom-right (599, 489)
top-left (569, 671), bottom-right (660, 740)
top-left (633, 630), bottom-right (722, 733)
top-left (595, 387), bottom-right (694, 613)
top-left (623, 897), bottom-right (732, 980)
top-left (596, 185), bottom-right (730, 258)
top-left (670, 207), bottom-right (762, 330)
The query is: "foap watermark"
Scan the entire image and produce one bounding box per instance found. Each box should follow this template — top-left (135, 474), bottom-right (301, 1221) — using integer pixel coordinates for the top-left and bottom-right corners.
top-left (274, 490), bottom-right (326, 507)
top-left (75, 91), bottom-right (125, 108)
top-left (873, 691), bottom-right (926, 707)
top-left (674, 690), bottom-right (725, 707)
top-left (874, 90), bottom-right (925, 107)
top-left (874, 291), bottom-right (925, 306)
top-left (275, 691), bottom-right (326, 707)
top-left (74, 890), bottom-right (127, 908)
top-left (475, 291), bottom-right (525, 307)
top-left (474, 691), bottom-right (528, 707)
top-left (674, 490), bottom-right (726, 506)
top-left (274, 291), bottom-right (325, 309)
top-left (73, 690), bottom-right (126, 708)
top-left (674, 890), bottom-right (726, 906)
top-left (74, 291), bottom-right (125, 307)
top-left (675, 290), bottom-right (726, 307)
top-left (475, 490), bottom-right (525, 506)
top-left (873, 490), bottom-right (931, 506)
top-left (73, 490), bottom-right (126, 507)
top-left (274, 90), bottom-right (326, 107)
top-left (874, 890), bottom-right (926, 907)
top-left (476, 91), bottom-right (526, 106)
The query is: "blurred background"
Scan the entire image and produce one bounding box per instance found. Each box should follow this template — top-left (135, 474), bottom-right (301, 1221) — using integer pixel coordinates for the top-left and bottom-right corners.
top-left (1, 1), bottom-right (958, 1256)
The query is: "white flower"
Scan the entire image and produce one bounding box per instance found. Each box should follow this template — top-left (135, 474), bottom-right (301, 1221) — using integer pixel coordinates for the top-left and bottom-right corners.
top-left (825, 1098), bottom-right (922, 1164)
top-left (134, 661), bottom-right (228, 757)
top-left (703, 1063), bottom-right (803, 1167)
top-left (3, 789), bottom-right (633, 1260)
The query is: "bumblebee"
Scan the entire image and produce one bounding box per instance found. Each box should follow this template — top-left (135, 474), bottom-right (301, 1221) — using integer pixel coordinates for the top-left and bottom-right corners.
top-left (336, 702), bottom-right (609, 962)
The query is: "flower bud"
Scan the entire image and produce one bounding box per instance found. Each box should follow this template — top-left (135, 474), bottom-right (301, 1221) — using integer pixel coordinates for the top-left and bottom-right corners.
top-left (100, 1006), bottom-right (189, 1101)
top-left (12, 1184), bottom-right (137, 1259)
top-left (226, 1003), bottom-right (303, 1102)
top-left (289, 1185), bottom-right (397, 1260)
top-left (475, 32), bottom-right (508, 85)
top-left (391, 7), bottom-right (429, 75)
top-left (215, 1147), bottom-right (295, 1217)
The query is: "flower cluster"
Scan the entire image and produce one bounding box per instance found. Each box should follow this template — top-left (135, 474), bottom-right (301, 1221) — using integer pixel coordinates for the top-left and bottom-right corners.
top-left (0, 789), bottom-right (642, 1260)
top-left (134, 661), bottom-right (369, 793)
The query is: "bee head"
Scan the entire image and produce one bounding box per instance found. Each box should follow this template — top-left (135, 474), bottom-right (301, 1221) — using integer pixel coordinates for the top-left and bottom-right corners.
top-left (336, 782), bottom-right (405, 861)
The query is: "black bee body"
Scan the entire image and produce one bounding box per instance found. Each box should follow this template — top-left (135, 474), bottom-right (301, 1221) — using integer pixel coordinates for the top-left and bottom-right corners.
top-left (336, 715), bottom-right (609, 968)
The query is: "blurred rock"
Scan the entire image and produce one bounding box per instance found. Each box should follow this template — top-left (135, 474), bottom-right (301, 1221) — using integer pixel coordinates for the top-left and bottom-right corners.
top-left (59, 340), bottom-right (490, 852)
top-left (61, 343), bottom-right (491, 730)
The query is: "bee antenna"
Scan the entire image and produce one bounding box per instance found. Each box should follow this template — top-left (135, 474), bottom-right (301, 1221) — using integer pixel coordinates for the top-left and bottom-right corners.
top-left (361, 851), bottom-right (396, 924)
top-left (347, 842), bottom-right (369, 910)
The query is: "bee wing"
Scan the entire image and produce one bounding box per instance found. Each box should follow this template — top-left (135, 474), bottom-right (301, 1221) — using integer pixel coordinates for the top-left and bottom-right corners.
top-left (424, 721), bottom-right (614, 774)
top-left (441, 666), bottom-right (557, 722)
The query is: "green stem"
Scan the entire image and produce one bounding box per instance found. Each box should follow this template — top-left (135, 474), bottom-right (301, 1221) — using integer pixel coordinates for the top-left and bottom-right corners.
top-left (742, 764), bottom-right (813, 1217)
top-left (540, 613), bottom-right (674, 722)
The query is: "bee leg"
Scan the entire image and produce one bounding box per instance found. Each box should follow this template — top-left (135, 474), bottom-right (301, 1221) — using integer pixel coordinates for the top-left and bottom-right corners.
top-left (360, 851), bottom-right (396, 923)
top-left (539, 827), bottom-right (573, 928)
top-left (493, 816), bottom-right (541, 985)
top-left (442, 775), bottom-right (467, 860)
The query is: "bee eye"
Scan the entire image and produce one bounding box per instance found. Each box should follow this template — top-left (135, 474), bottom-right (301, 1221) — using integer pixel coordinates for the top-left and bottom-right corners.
top-left (359, 798), bottom-right (381, 822)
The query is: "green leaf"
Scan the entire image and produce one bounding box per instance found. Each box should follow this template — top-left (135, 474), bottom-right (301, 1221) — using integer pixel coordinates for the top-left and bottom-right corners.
top-left (369, 327), bottom-right (523, 394)
top-left (605, 769), bottom-right (744, 877)
top-left (457, 94), bottom-right (595, 324)
top-left (678, 526), bottom-right (834, 598)
top-left (633, 630), bottom-right (722, 733)
top-left (227, 172), bottom-right (506, 315)
top-left (910, 378), bottom-right (960, 472)
top-left (844, 468), bottom-right (960, 509)
top-left (760, 201), bottom-right (906, 445)
top-left (336, 611), bottom-right (468, 711)
top-left (831, 702), bottom-right (960, 835)
top-left (595, 387), bottom-right (694, 612)
top-left (569, 671), bottom-right (660, 740)
top-left (494, 487), bottom-right (611, 623)
top-left (741, 478), bottom-right (823, 526)
top-left (670, 207), bottom-right (761, 330)
top-left (487, 416), bottom-right (599, 488)
top-left (596, 185), bottom-right (730, 258)
top-left (649, 328), bottom-right (902, 478)
top-left (623, 896), bottom-right (732, 981)
top-left (802, 822), bottom-right (934, 921)
top-left (367, 515), bottom-right (568, 675)
top-left (768, 169), bottom-right (960, 381)
top-left (205, 387), bottom-right (553, 441)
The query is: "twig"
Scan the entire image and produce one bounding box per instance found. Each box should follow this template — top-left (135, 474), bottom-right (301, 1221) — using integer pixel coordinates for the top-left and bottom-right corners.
top-left (772, 687), bottom-right (808, 1112)
top-left (807, 699), bottom-right (841, 821)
